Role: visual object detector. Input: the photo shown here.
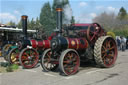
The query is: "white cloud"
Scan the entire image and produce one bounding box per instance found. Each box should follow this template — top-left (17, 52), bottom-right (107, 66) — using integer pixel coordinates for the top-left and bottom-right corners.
top-left (107, 6), bottom-right (116, 11)
top-left (0, 13), bottom-right (18, 24)
top-left (90, 13), bottom-right (97, 18)
top-left (79, 2), bottom-right (87, 7)
top-left (96, 6), bottom-right (119, 14)
top-left (14, 10), bottom-right (21, 15)
top-left (75, 13), bottom-right (92, 23)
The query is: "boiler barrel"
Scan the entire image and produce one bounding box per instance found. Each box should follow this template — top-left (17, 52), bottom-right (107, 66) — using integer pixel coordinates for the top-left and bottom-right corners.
top-left (30, 40), bottom-right (50, 48)
top-left (51, 37), bottom-right (88, 51)
top-left (19, 39), bottom-right (50, 49)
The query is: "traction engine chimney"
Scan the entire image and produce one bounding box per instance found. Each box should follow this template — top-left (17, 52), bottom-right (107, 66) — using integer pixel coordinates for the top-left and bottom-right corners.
top-left (56, 5), bottom-right (62, 36)
top-left (21, 15), bottom-right (28, 40)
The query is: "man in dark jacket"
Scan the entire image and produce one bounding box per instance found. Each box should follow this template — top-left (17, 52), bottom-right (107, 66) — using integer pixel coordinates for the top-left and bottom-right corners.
top-left (126, 36), bottom-right (128, 49)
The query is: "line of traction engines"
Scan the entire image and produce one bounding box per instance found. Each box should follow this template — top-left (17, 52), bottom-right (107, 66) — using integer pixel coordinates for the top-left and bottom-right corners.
top-left (3, 5), bottom-right (118, 76)
top-left (5, 21), bottom-right (89, 69)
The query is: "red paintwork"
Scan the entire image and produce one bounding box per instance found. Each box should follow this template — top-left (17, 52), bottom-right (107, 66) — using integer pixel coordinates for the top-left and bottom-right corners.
top-left (43, 40), bottom-right (51, 48)
top-left (72, 23), bottom-right (91, 26)
top-left (66, 38), bottom-right (88, 50)
top-left (37, 41), bottom-right (43, 47)
top-left (31, 40), bottom-right (37, 48)
top-left (48, 33), bottom-right (56, 40)
top-left (30, 39), bottom-right (50, 48)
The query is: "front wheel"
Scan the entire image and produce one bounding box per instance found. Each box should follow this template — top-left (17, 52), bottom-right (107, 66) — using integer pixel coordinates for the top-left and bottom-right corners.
top-left (19, 48), bottom-right (39, 69)
top-left (40, 49), bottom-right (58, 72)
top-left (8, 47), bottom-right (20, 64)
top-left (2, 44), bottom-right (12, 61)
top-left (59, 49), bottom-right (80, 76)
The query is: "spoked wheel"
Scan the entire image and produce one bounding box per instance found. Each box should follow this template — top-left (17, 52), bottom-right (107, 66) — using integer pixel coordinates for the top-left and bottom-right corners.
top-left (41, 49), bottom-right (58, 72)
top-left (59, 49), bottom-right (80, 76)
top-left (8, 47), bottom-right (20, 64)
top-left (87, 23), bottom-right (103, 44)
top-left (19, 48), bottom-right (39, 69)
top-left (2, 44), bottom-right (12, 61)
top-left (94, 36), bottom-right (118, 67)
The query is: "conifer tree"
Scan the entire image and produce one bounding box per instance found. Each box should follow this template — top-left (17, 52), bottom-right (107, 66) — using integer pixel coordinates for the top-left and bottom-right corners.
top-left (40, 2), bottom-right (53, 34)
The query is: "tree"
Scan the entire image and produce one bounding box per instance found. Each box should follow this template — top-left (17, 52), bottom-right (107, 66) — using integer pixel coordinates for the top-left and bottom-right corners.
top-left (40, 2), bottom-right (53, 34)
top-left (118, 7), bottom-right (127, 20)
top-left (35, 17), bottom-right (43, 30)
top-left (7, 21), bottom-right (16, 26)
top-left (29, 18), bottom-right (36, 30)
top-left (52, 0), bottom-right (60, 29)
top-left (17, 20), bottom-right (22, 28)
top-left (93, 12), bottom-right (119, 30)
top-left (70, 16), bottom-right (75, 24)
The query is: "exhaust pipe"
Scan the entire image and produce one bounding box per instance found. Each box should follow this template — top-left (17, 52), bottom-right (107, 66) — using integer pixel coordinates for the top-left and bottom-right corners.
top-left (21, 15), bottom-right (28, 40)
top-left (56, 5), bottom-right (62, 36)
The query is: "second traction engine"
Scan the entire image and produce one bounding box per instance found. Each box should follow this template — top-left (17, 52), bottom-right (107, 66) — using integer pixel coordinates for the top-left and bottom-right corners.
top-left (8, 15), bottom-right (52, 69)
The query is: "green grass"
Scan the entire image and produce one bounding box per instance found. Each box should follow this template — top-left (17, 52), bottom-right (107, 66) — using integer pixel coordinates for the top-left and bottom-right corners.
top-left (0, 62), bottom-right (19, 73)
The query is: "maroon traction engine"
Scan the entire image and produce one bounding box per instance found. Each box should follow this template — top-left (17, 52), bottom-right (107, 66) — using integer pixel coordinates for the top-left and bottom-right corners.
top-left (8, 15), bottom-right (52, 69)
top-left (40, 5), bottom-right (118, 76)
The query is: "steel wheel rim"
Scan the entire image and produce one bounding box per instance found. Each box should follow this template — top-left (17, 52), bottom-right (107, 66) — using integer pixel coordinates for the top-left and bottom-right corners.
top-left (43, 50), bottom-right (58, 71)
top-left (10, 48), bottom-right (20, 64)
top-left (101, 38), bottom-right (117, 67)
top-left (2, 44), bottom-right (12, 61)
top-left (63, 52), bottom-right (80, 75)
top-left (21, 49), bottom-right (39, 68)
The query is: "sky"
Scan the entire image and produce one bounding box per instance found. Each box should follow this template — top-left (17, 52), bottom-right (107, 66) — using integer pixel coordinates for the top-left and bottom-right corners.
top-left (0, 0), bottom-right (128, 24)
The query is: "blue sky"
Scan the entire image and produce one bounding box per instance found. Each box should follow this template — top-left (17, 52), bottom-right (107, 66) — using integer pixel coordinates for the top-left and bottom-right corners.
top-left (0, 0), bottom-right (128, 24)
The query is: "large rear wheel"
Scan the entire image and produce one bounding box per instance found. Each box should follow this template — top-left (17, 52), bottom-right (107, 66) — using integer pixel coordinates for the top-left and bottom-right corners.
top-left (59, 49), bottom-right (80, 76)
top-left (94, 36), bottom-right (118, 67)
top-left (19, 48), bottom-right (39, 69)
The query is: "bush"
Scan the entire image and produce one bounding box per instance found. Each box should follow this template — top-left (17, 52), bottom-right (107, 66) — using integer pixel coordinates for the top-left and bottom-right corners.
top-left (113, 28), bottom-right (128, 37)
top-left (11, 64), bottom-right (19, 70)
top-left (107, 31), bottom-right (116, 39)
top-left (0, 62), bottom-right (10, 67)
top-left (6, 66), bottom-right (13, 72)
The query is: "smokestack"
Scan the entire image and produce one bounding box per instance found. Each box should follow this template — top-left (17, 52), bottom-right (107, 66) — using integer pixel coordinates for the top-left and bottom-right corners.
top-left (21, 15), bottom-right (28, 40)
top-left (56, 5), bottom-right (62, 36)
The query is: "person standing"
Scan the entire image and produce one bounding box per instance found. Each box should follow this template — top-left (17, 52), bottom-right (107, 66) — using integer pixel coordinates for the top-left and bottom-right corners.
top-left (120, 36), bottom-right (126, 51)
top-left (116, 36), bottom-right (121, 50)
top-left (126, 36), bottom-right (128, 49)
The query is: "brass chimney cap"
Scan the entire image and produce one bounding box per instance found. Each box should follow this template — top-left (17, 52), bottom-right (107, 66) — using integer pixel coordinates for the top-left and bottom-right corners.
top-left (56, 8), bottom-right (63, 11)
top-left (21, 15), bottom-right (28, 19)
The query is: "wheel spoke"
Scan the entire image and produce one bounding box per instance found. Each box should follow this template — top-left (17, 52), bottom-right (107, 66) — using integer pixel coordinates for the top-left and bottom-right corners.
top-left (63, 60), bottom-right (70, 64)
top-left (108, 46), bottom-right (115, 50)
top-left (102, 50), bottom-right (106, 54)
top-left (102, 45), bottom-right (107, 50)
top-left (24, 53), bottom-right (29, 57)
top-left (90, 34), bottom-right (96, 41)
top-left (102, 53), bottom-right (107, 60)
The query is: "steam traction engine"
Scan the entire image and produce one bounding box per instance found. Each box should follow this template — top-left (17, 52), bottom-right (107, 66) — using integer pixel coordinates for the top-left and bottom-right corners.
top-left (40, 5), bottom-right (118, 76)
top-left (8, 15), bottom-right (52, 69)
